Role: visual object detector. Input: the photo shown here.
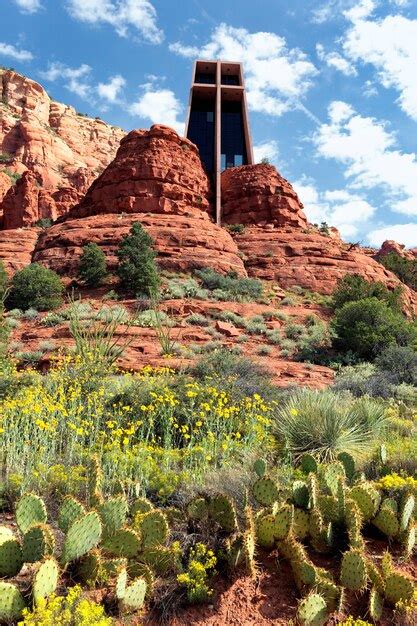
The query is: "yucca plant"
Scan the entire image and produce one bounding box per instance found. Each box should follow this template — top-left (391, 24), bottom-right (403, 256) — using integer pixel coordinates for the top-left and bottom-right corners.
top-left (273, 389), bottom-right (387, 462)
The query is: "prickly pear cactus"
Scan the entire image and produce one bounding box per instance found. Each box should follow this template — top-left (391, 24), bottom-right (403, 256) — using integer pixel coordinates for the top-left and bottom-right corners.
top-left (372, 506), bottom-right (400, 538)
top-left (369, 587), bottom-right (384, 621)
top-left (128, 561), bottom-right (155, 595)
top-left (297, 592), bottom-right (328, 625)
top-left (367, 560), bottom-right (385, 595)
top-left (98, 495), bottom-right (128, 538)
top-left (16, 493), bottom-right (47, 534)
top-left (402, 524), bottom-right (415, 559)
top-left (317, 495), bottom-right (339, 523)
top-left (384, 572), bottom-right (414, 605)
top-left (337, 452), bottom-right (355, 480)
top-left (130, 497), bottom-right (153, 518)
top-left (32, 557), bottom-right (59, 605)
top-left (88, 455), bottom-right (104, 507)
top-left (300, 453), bottom-right (318, 474)
top-left (102, 558), bottom-right (127, 578)
top-left (253, 458), bottom-right (267, 478)
top-left (73, 550), bottom-right (101, 585)
top-left (102, 528), bottom-right (141, 558)
top-left (322, 462), bottom-right (345, 497)
top-left (118, 577), bottom-right (147, 613)
top-left (381, 551), bottom-right (393, 579)
top-left (255, 513), bottom-right (276, 549)
top-left (58, 496), bottom-right (86, 533)
top-left (340, 549), bottom-right (367, 591)
top-left (399, 494), bottom-right (415, 533)
top-left (186, 497), bottom-right (208, 521)
top-left (273, 504), bottom-right (293, 540)
top-left (293, 509), bottom-right (310, 540)
top-left (209, 495), bottom-right (238, 533)
top-left (292, 481), bottom-right (309, 509)
top-left (137, 510), bottom-right (169, 548)
top-left (22, 523), bottom-right (55, 563)
top-left (140, 544), bottom-right (182, 575)
top-left (349, 484), bottom-right (381, 522)
top-left (0, 582), bottom-right (26, 622)
top-left (61, 511), bottom-right (102, 564)
top-left (252, 476), bottom-right (279, 506)
top-left (307, 474), bottom-right (319, 509)
top-left (316, 577), bottom-right (342, 613)
top-left (0, 534), bottom-right (23, 577)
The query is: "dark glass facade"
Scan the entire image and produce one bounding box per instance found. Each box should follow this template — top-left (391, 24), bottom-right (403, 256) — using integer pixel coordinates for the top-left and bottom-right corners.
top-left (195, 72), bottom-right (215, 84)
top-left (187, 97), bottom-right (215, 173)
top-left (221, 101), bottom-right (247, 169)
top-left (221, 74), bottom-right (239, 85)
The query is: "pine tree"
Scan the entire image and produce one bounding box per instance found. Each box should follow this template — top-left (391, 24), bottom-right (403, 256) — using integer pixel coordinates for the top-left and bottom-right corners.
top-left (78, 243), bottom-right (108, 287)
top-left (116, 222), bottom-right (160, 296)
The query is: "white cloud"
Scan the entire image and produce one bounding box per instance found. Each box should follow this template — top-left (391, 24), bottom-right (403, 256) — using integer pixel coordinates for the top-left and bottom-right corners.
top-left (66, 0), bottom-right (163, 44)
top-left (316, 43), bottom-right (357, 76)
top-left (40, 62), bottom-right (92, 99)
top-left (367, 223), bottom-right (417, 247)
top-left (253, 140), bottom-right (279, 164)
top-left (13, 0), bottom-right (41, 13)
top-left (128, 87), bottom-right (184, 135)
top-left (294, 179), bottom-right (375, 239)
top-left (0, 42), bottom-right (33, 62)
top-left (313, 101), bottom-right (417, 216)
top-left (343, 8), bottom-right (417, 120)
top-left (343, 0), bottom-right (376, 22)
top-left (97, 75), bottom-right (126, 102)
top-left (170, 23), bottom-right (317, 118)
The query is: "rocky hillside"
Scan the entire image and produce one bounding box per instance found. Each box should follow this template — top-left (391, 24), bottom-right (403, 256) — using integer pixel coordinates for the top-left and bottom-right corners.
top-left (1, 70), bottom-right (416, 387)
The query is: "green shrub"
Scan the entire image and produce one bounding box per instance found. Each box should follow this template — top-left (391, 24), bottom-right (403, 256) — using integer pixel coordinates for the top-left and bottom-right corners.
top-left (116, 222), bottom-right (160, 297)
top-left (375, 345), bottom-right (417, 385)
top-left (78, 243), bottom-right (108, 287)
top-left (186, 313), bottom-right (210, 326)
top-left (273, 389), bottom-right (387, 462)
top-left (226, 223), bottom-right (245, 234)
top-left (6, 264), bottom-right (63, 311)
top-left (163, 277), bottom-right (208, 300)
top-left (195, 268), bottom-right (263, 302)
top-left (379, 252), bottom-right (417, 290)
top-left (0, 260), bottom-right (8, 303)
top-left (332, 297), bottom-right (417, 360)
top-left (332, 274), bottom-right (402, 311)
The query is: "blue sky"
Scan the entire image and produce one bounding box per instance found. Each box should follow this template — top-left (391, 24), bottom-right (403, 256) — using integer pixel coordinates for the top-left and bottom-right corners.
top-left (1, 0), bottom-right (417, 247)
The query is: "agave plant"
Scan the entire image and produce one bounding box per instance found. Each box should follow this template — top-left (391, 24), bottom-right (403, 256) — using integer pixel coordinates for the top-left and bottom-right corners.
top-left (273, 389), bottom-right (387, 462)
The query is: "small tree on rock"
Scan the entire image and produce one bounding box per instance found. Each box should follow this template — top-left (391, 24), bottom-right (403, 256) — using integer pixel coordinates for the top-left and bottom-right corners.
top-left (6, 263), bottom-right (63, 311)
top-left (116, 222), bottom-right (159, 297)
top-left (78, 243), bottom-right (108, 287)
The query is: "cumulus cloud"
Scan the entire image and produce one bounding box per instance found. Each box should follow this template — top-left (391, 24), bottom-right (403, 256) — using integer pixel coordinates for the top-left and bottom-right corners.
top-left (97, 75), bottom-right (126, 103)
top-left (128, 87), bottom-right (184, 135)
top-left (367, 223), bottom-right (417, 247)
top-left (253, 140), bottom-right (279, 164)
top-left (13, 0), bottom-right (41, 13)
top-left (313, 101), bottom-right (417, 216)
top-left (170, 23), bottom-right (318, 118)
top-left (40, 62), bottom-right (92, 99)
top-left (343, 4), bottom-right (417, 120)
top-left (316, 44), bottom-right (357, 76)
top-left (66, 0), bottom-right (163, 44)
top-left (0, 42), bottom-right (33, 62)
top-left (294, 179), bottom-right (376, 239)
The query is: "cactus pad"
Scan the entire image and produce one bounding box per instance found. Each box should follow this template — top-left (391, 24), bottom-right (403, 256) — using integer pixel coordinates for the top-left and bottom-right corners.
top-left (297, 592), bottom-right (328, 626)
top-left (372, 507), bottom-right (399, 538)
top-left (399, 494), bottom-right (415, 533)
top-left (58, 496), bottom-right (85, 534)
top-left (300, 453), bottom-right (318, 474)
top-left (61, 511), bottom-right (102, 564)
top-left (102, 527), bottom-right (141, 558)
top-left (74, 550), bottom-right (101, 585)
top-left (337, 452), bottom-right (355, 479)
top-left (253, 458), bottom-right (267, 478)
top-left (367, 560), bottom-right (385, 595)
top-left (403, 524), bottom-right (415, 559)
top-left (349, 484), bottom-right (381, 522)
top-left (340, 549), bottom-right (367, 591)
top-left (119, 577), bottom-right (147, 613)
top-left (22, 523), bottom-right (55, 563)
top-left (98, 495), bottom-right (128, 538)
top-left (252, 476), bottom-right (279, 506)
top-left (209, 495), bottom-right (238, 533)
top-left (102, 557), bottom-right (127, 577)
top-left (16, 493), bottom-right (47, 534)
top-left (186, 497), bottom-right (208, 521)
top-left (292, 481), bottom-right (309, 509)
top-left (0, 535), bottom-right (23, 577)
top-left (293, 509), bottom-right (310, 540)
top-left (130, 497), bottom-right (153, 518)
top-left (273, 505), bottom-right (293, 540)
top-left (384, 572), bottom-right (414, 605)
top-left (137, 510), bottom-right (169, 548)
top-left (255, 513), bottom-right (276, 549)
top-left (369, 587), bottom-right (384, 621)
top-left (0, 582), bottom-right (25, 622)
top-left (128, 561), bottom-right (155, 594)
top-left (322, 462), bottom-right (345, 497)
top-left (32, 557), bottom-right (59, 605)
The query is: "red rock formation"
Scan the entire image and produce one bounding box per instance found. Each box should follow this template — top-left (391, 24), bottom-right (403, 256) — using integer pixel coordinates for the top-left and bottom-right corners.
top-left (66, 125), bottom-right (213, 220)
top-left (0, 68), bottom-right (124, 222)
top-left (2, 171), bottom-right (48, 229)
top-left (0, 228), bottom-right (39, 273)
top-left (34, 126), bottom-right (244, 276)
top-left (221, 164), bottom-right (307, 228)
top-left (233, 226), bottom-right (417, 311)
top-left (0, 172), bottom-right (12, 204)
top-left (376, 240), bottom-right (415, 260)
